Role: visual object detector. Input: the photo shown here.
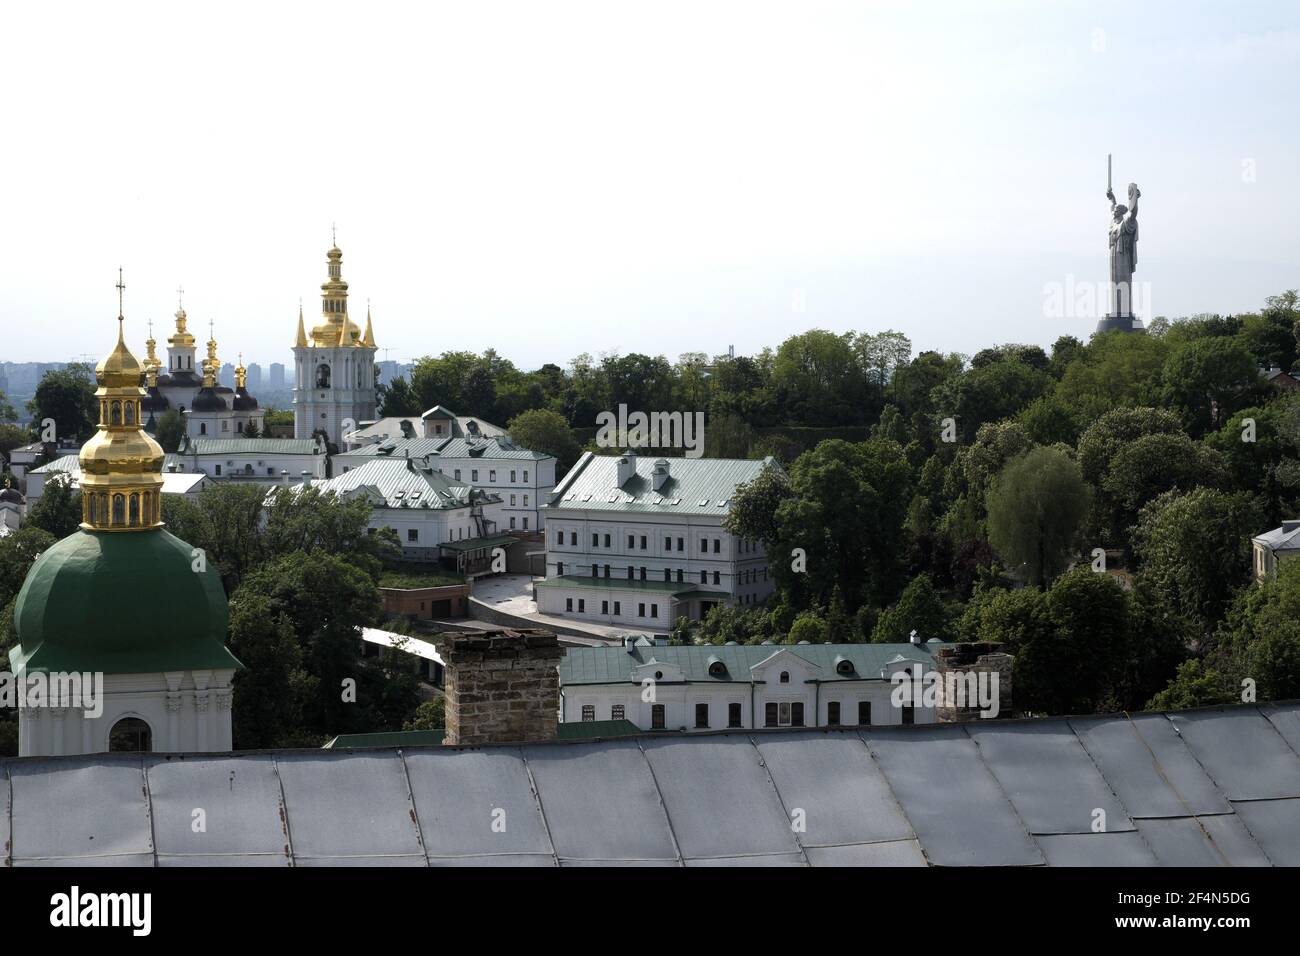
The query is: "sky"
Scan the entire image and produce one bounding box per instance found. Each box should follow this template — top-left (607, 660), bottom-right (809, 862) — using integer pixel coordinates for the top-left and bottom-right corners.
top-left (1, 0), bottom-right (1298, 370)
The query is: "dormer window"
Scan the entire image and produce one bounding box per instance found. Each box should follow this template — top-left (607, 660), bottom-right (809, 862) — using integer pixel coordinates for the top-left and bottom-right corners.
top-left (779, 671), bottom-right (790, 684)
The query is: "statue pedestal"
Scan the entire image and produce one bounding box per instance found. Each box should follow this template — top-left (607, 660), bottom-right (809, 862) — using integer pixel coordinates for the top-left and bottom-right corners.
top-left (1095, 314), bottom-right (1142, 334)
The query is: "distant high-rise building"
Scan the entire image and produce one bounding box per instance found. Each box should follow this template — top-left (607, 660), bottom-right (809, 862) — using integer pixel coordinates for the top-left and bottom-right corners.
top-left (246, 363), bottom-right (262, 392)
top-left (269, 362), bottom-right (285, 391)
top-left (218, 362), bottom-right (236, 389)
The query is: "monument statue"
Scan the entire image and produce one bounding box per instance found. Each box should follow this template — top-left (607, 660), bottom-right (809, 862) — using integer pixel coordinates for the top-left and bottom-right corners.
top-left (1097, 154), bottom-right (1143, 333)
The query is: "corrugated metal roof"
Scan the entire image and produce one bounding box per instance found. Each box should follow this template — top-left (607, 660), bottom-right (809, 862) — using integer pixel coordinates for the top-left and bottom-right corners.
top-left (545, 453), bottom-right (782, 517)
top-left (186, 438), bottom-right (320, 456)
top-left (339, 435), bottom-right (550, 463)
top-left (2, 701), bottom-right (1297, 866)
top-left (312, 458), bottom-right (496, 510)
top-left (559, 640), bottom-right (940, 684)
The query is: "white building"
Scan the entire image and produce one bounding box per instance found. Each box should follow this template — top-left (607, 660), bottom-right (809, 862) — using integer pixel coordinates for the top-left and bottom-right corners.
top-left (335, 434), bottom-right (556, 531)
top-left (307, 456), bottom-right (507, 561)
top-left (292, 242), bottom-right (378, 446)
top-left (0, 482), bottom-right (23, 535)
top-left (168, 436), bottom-right (328, 482)
top-left (558, 637), bottom-right (946, 733)
top-left (536, 452), bottom-right (781, 629)
top-left (1252, 519), bottom-right (1300, 580)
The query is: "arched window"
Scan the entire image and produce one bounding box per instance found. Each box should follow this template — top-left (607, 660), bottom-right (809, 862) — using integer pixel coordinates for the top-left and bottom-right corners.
top-left (112, 494), bottom-right (125, 525)
top-left (109, 717), bottom-right (152, 753)
top-left (129, 494), bottom-right (139, 526)
top-left (200, 422), bottom-right (207, 435)
top-left (124, 402), bottom-right (135, 425)
top-left (780, 671), bottom-right (790, 684)
top-left (316, 363), bottom-right (331, 388)
top-left (97, 494), bottom-right (108, 526)
top-left (110, 402), bottom-right (122, 425)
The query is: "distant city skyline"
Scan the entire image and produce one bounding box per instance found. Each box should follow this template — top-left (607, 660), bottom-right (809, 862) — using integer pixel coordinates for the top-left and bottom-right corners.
top-left (2, 2), bottom-right (1298, 368)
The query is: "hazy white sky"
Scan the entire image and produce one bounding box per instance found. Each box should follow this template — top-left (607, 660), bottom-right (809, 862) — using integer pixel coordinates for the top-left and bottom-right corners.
top-left (2, 0), bottom-right (1298, 369)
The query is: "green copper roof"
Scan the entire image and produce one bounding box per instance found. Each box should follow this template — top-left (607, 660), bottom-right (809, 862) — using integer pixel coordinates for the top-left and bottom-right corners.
top-left (9, 528), bottom-right (244, 675)
top-left (559, 641), bottom-right (942, 686)
top-left (546, 453), bottom-right (782, 517)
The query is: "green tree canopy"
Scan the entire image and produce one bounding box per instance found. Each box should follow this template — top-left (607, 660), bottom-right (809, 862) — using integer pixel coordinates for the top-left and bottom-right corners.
top-left (986, 446), bottom-right (1090, 588)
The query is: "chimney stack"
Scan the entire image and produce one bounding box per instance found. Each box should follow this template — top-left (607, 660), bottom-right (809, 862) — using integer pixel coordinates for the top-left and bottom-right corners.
top-left (616, 450), bottom-right (637, 487)
top-left (652, 458), bottom-right (670, 491)
top-left (435, 627), bottom-right (562, 746)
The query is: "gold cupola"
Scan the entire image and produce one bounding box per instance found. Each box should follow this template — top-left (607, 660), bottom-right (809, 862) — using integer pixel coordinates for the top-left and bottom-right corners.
top-left (78, 274), bottom-right (166, 532)
top-left (142, 318), bottom-right (163, 383)
top-left (310, 238), bottom-right (363, 347)
top-left (201, 321), bottom-right (220, 386)
top-left (167, 291), bottom-right (195, 349)
top-left (235, 353), bottom-right (247, 390)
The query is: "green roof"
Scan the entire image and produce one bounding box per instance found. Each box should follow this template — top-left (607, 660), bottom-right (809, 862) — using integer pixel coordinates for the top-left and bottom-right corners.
top-left (559, 641), bottom-right (942, 686)
top-left (338, 435), bottom-right (550, 462)
top-left (555, 719), bottom-right (642, 740)
top-left (546, 453), bottom-right (782, 517)
top-left (315, 458), bottom-right (499, 509)
top-left (10, 528), bottom-right (244, 675)
top-left (439, 533), bottom-right (519, 553)
top-left (535, 574), bottom-right (696, 595)
top-left (323, 729), bottom-right (446, 749)
top-left (183, 438), bottom-right (320, 456)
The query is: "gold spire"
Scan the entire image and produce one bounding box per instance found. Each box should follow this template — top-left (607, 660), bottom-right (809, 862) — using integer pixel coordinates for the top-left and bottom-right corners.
top-left (362, 300), bottom-right (376, 348)
top-left (201, 320), bottom-right (219, 386)
top-left (168, 285), bottom-right (195, 348)
top-left (311, 239), bottom-right (361, 347)
top-left (235, 352), bottom-right (247, 390)
top-left (142, 317), bottom-right (162, 380)
top-left (295, 300), bottom-right (308, 347)
top-left (78, 274), bottom-right (165, 532)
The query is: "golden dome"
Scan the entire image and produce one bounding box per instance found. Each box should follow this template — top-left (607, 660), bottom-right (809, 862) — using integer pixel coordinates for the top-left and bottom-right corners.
top-left (96, 318), bottom-right (144, 390)
top-left (80, 315), bottom-right (165, 532)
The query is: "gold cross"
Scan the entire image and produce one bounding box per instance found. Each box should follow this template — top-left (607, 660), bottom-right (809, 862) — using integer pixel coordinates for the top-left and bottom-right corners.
top-left (176, 285), bottom-right (185, 310)
top-left (116, 268), bottom-right (125, 317)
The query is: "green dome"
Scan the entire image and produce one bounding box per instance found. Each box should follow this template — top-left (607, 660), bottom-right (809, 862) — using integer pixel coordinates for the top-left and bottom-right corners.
top-left (10, 528), bottom-right (243, 675)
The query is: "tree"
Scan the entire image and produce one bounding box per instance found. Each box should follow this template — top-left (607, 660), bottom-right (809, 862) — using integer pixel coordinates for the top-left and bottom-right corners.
top-left (1131, 488), bottom-right (1262, 636)
top-left (26, 475), bottom-right (81, 539)
top-left (1146, 659), bottom-right (1234, 711)
top-left (870, 573), bottom-right (952, 643)
top-left (404, 697), bottom-right (446, 731)
top-left (1159, 336), bottom-right (1263, 436)
top-left (377, 375), bottom-right (421, 416)
top-left (0, 389), bottom-right (17, 423)
top-left (241, 419), bottom-right (261, 439)
top-left (986, 447), bottom-right (1090, 588)
top-left (154, 408), bottom-right (185, 453)
top-left (0, 525), bottom-right (57, 610)
top-left (723, 465), bottom-right (794, 547)
top-left (1013, 568), bottom-right (1129, 715)
top-left (933, 359), bottom-right (1052, 443)
top-left (0, 423), bottom-right (30, 456)
top-left (27, 365), bottom-right (97, 443)
top-left (1056, 333), bottom-right (1169, 428)
top-left (770, 330), bottom-right (867, 425)
top-left (506, 408), bottom-right (582, 475)
top-left (1102, 432), bottom-right (1228, 516)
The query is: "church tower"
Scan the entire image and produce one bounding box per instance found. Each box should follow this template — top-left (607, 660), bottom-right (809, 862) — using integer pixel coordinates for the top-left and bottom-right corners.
top-left (292, 238), bottom-right (378, 445)
top-left (9, 275), bottom-right (242, 756)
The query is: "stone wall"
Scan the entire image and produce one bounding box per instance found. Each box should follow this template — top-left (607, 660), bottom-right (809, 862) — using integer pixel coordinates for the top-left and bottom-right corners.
top-left (933, 642), bottom-right (1014, 721)
top-left (435, 627), bottom-right (562, 745)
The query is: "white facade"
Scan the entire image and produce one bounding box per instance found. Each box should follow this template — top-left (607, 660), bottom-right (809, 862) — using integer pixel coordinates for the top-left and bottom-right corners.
top-left (18, 668), bottom-right (236, 756)
top-left (25, 459), bottom-right (213, 510)
top-left (559, 643), bottom-right (940, 733)
top-left (170, 437), bottom-right (327, 482)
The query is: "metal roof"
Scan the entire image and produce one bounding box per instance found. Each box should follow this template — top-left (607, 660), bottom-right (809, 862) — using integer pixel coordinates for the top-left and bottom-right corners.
top-left (311, 458), bottom-right (497, 510)
top-left (339, 436), bottom-right (549, 463)
top-left (545, 453), bottom-right (782, 517)
top-left (559, 640), bottom-right (941, 684)
top-left (5, 701), bottom-right (1295, 866)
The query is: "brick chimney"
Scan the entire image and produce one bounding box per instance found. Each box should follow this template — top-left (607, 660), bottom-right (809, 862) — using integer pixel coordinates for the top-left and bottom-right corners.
top-left (435, 628), bottom-right (562, 745)
top-left (933, 642), bottom-right (1014, 722)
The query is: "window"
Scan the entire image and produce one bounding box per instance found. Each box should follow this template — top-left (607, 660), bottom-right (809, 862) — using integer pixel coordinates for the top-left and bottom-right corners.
top-left (664, 569), bottom-right (671, 583)
top-left (640, 567), bottom-right (646, 580)
top-left (472, 470), bottom-right (479, 482)
top-left (613, 601), bottom-right (621, 615)
top-left (695, 703), bottom-right (709, 729)
top-left (628, 534), bottom-right (635, 549)
top-left (566, 598), bottom-right (573, 611)
top-left (555, 531), bottom-right (562, 546)
top-left (902, 705), bottom-right (915, 725)
top-left (664, 536), bottom-right (671, 550)
top-left (612, 704), bottom-right (624, 720)
top-left (651, 705), bottom-right (665, 729)
top-left (640, 535), bottom-right (647, 550)
top-left (523, 471), bottom-right (529, 482)
top-left (764, 703), bottom-right (778, 727)
top-left (627, 567), bottom-right (634, 580)
top-left (780, 671), bottom-right (790, 684)
top-left (699, 538), bottom-right (706, 553)
top-left (581, 705), bottom-right (595, 722)
top-left (108, 717), bottom-right (152, 753)
top-left (638, 603), bottom-right (646, 617)
top-left (511, 495), bottom-right (517, 506)
top-left (650, 605), bottom-right (658, 619)
top-left (858, 702), bottom-right (871, 726)
top-left (713, 571), bottom-right (720, 585)
top-left (677, 537), bottom-right (684, 551)
top-left (570, 532), bottom-right (577, 545)
top-left (455, 470), bottom-right (461, 481)
top-left (591, 565), bottom-right (598, 577)
top-left (791, 702), bottom-right (804, 727)
top-left (557, 562), bottom-right (564, 575)
top-left (701, 570), bottom-right (708, 584)
top-left (828, 701), bottom-right (841, 726)
top-left (523, 518), bottom-right (528, 529)
top-left (604, 533), bottom-right (611, 547)
top-left (604, 564), bottom-right (610, 577)
top-left (728, 703), bottom-right (742, 728)
top-left (489, 470), bottom-right (496, 482)
top-left (676, 569), bottom-right (683, 583)
top-left (713, 538), bottom-right (721, 553)
top-left (592, 533), bottom-right (599, 547)
top-left (407, 529), bottom-right (418, 542)
top-left (511, 470), bottom-right (517, 483)
top-left (214, 464), bottom-right (222, 476)
top-left (578, 599), bottom-right (585, 613)
top-left (601, 600), bottom-right (608, 614)
top-left (510, 517), bottom-right (516, 529)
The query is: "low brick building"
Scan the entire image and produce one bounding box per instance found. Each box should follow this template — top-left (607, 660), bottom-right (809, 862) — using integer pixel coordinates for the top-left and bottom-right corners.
top-left (380, 583), bottom-right (470, 620)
